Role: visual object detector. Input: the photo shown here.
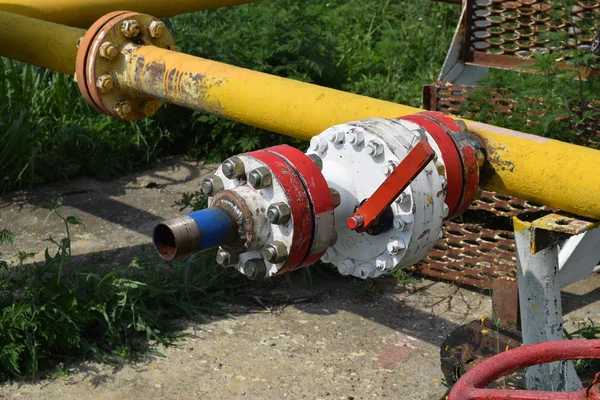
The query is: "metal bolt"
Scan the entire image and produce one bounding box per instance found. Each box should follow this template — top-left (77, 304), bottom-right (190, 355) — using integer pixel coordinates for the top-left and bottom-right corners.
top-left (263, 241), bottom-right (288, 264)
top-left (346, 129), bottom-right (364, 145)
top-left (327, 129), bottom-right (344, 143)
top-left (393, 217), bottom-right (405, 231)
top-left (96, 75), bottom-right (114, 93)
top-left (375, 258), bottom-right (389, 271)
top-left (337, 259), bottom-right (355, 275)
top-left (201, 175), bottom-right (224, 196)
top-left (330, 188), bottom-right (341, 208)
top-left (476, 149), bottom-right (485, 167)
top-left (243, 259), bottom-right (267, 280)
top-left (443, 204), bottom-right (450, 218)
top-left (309, 136), bottom-right (328, 154)
top-left (222, 156), bottom-right (245, 179)
top-left (143, 101), bottom-right (159, 117)
top-left (114, 101), bottom-right (132, 119)
top-left (320, 247), bottom-right (337, 263)
top-left (308, 154), bottom-right (323, 170)
top-left (438, 231), bottom-right (444, 240)
top-left (120, 19), bottom-right (141, 38)
top-left (148, 20), bottom-right (166, 38)
top-left (216, 249), bottom-right (238, 267)
top-left (366, 140), bottom-right (383, 156)
top-left (99, 42), bottom-right (118, 60)
top-left (267, 203), bottom-right (291, 225)
top-left (387, 239), bottom-right (406, 255)
top-left (77, 37), bottom-right (83, 48)
top-left (248, 167), bottom-right (273, 189)
top-left (358, 263), bottom-right (374, 279)
top-left (455, 119), bottom-right (468, 132)
top-left (382, 161), bottom-right (397, 176)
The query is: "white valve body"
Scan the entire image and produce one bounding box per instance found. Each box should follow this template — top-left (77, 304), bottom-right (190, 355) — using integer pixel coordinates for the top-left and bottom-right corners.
top-left (306, 118), bottom-right (448, 279)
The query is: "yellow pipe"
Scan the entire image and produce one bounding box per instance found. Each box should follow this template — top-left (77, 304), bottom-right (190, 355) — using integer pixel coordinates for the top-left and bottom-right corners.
top-left (0, 11), bottom-right (84, 75)
top-left (117, 44), bottom-right (600, 220)
top-left (1, 11), bottom-right (598, 220)
top-left (0, 0), bottom-right (260, 28)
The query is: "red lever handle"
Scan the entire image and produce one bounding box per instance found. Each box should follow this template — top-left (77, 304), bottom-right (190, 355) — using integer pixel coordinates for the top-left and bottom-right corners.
top-left (347, 139), bottom-right (436, 233)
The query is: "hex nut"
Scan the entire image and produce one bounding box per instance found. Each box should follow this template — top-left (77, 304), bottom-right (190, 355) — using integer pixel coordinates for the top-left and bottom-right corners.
top-left (201, 175), bottom-right (224, 196)
top-left (99, 42), bottom-right (118, 60)
top-left (309, 136), bottom-right (328, 154)
top-left (346, 129), bottom-right (364, 145)
top-left (143, 101), bottom-right (159, 117)
top-left (263, 241), bottom-right (288, 264)
top-left (148, 20), bottom-right (166, 38)
top-left (387, 239), bottom-right (406, 255)
top-left (267, 203), bottom-right (291, 225)
top-left (382, 161), bottom-right (397, 176)
top-left (375, 258), bottom-right (389, 271)
top-left (120, 19), bottom-right (141, 38)
top-left (216, 249), bottom-right (238, 267)
top-left (221, 156), bottom-right (245, 179)
top-left (320, 247), bottom-right (337, 263)
top-left (337, 259), bottom-right (355, 275)
top-left (456, 119), bottom-right (468, 131)
top-left (358, 263), bottom-right (375, 279)
top-left (366, 140), bottom-right (383, 156)
top-left (114, 101), bottom-right (132, 119)
top-left (243, 259), bottom-right (267, 280)
top-left (248, 167), bottom-right (273, 189)
top-left (330, 188), bottom-right (341, 208)
top-left (327, 129), bottom-right (344, 143)
top-left (96, 75), bottom-right (114, 93)
top-left (308, 153), bottom-right (323, 170)
top-left (476, 149), bottom-right (485, 167)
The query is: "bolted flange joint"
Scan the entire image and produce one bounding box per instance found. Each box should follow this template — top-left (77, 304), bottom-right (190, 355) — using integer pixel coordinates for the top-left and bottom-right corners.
top-left (75, 11), bottom-right (176, 120)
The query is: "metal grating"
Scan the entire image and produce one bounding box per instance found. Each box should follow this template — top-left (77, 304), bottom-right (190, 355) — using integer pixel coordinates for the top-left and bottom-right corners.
top-left (413, 190), bottom-right (548, 288)
top-left (422, 81), bottom-right (600, 146)
top-left (465, 0), bottom-right (600, 73)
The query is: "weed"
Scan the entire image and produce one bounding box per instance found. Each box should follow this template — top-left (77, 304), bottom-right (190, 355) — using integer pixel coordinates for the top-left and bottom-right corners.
top-left (0, 199), bottom-right (242, 381)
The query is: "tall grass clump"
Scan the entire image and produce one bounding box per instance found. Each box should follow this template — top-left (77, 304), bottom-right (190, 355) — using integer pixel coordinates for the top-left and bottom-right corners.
top-left (0, 198), bottom-right (242, 381)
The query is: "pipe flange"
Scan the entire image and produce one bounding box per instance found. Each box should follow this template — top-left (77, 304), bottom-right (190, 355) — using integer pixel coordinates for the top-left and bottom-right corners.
top-left (75, 11), bottom-right (177, 120)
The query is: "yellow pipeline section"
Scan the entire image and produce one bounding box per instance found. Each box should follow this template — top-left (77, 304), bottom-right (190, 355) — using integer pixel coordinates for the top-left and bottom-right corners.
top-left (1, 11), bottom-right (599, 220)
top-left (0, 0), bottom-right (260, 28)
top-left (0, 11), bottom-right (83, 75)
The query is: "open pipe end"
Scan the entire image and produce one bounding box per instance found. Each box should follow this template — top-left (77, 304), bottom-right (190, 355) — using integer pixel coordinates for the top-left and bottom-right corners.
top-left (152, 215), bottom-right (201, 261)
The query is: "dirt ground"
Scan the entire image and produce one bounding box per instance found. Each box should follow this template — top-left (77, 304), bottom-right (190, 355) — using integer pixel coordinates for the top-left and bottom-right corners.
top-left (1, 157), bottom-right (599, 400)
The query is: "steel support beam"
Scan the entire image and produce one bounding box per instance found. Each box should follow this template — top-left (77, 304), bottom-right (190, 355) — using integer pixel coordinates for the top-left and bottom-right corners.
top-left (0, 0), bottom-right (260, 28)
top-left (3, 11), bottom-right (600, 221)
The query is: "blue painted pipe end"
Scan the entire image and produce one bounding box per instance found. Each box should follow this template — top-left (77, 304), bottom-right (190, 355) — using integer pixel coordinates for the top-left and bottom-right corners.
top-left (153, 207), bottom-right (234, 261)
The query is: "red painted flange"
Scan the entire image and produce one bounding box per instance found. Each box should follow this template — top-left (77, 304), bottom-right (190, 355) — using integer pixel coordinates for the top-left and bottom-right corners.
top-left (399, 112), bottom-right (481, 221)
top-left (420, 111), bottom-right (481, 219)
top-left (449, 339), bottom-right (600, 400)
top-left (398, 113), bottom-right (464, 220)
top-left (267, 145), bottom-right (335, 268)
top-left (246, 148), bottom-right (313, 273)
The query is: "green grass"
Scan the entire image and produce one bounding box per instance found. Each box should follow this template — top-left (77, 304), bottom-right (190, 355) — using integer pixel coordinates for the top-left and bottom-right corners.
top-left (0, 199), bottom-right (244, 381)
top-left (0, 0), bottom-right (459, 192)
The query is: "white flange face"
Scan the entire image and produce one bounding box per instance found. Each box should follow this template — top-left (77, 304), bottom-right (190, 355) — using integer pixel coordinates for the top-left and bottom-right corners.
top-left (306, 118), bottom-right (447, 279)
top-left (211, 155), bottom-right (293, 278)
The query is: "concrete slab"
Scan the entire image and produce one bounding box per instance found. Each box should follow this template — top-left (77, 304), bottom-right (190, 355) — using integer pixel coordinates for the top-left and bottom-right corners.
top-left (0, 157), bottom-right (598, 399)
